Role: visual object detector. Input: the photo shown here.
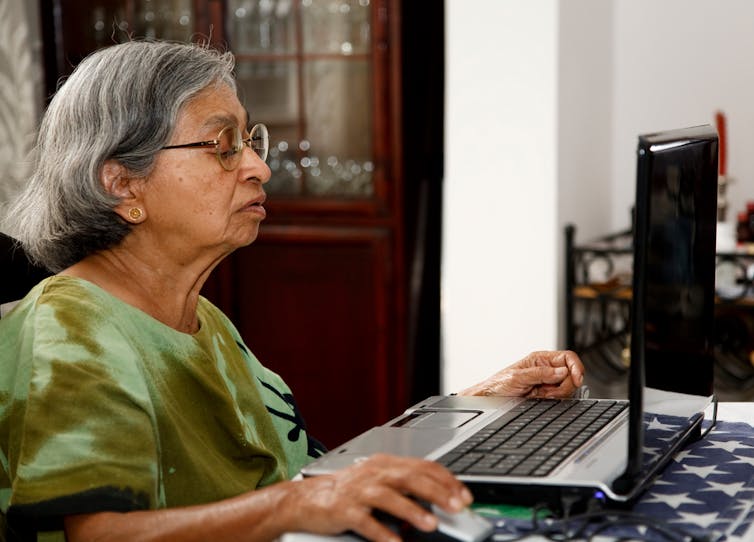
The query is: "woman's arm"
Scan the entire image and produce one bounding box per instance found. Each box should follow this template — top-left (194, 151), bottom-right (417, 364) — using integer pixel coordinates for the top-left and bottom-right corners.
top-left (65, 454), bottom-right (473, 542)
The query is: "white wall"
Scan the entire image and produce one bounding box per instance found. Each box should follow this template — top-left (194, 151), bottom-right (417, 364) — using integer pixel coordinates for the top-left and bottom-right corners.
top-left (558, 1), bottom-right (615, 242)
top-left (611, 0), bottom-right (754, 232)
top-left (557, 0), bottom-right (615, 347)
top-left (443, 0), bottom-right (559, 392)
top-left (443, 0), bottom-right (754, 392)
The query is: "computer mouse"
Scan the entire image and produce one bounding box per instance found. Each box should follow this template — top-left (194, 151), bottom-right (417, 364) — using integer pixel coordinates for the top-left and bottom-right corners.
top-left (279, 506), bottom-right (494, 542)
top-left (384, 506), bottom-right (495, 542)
top-left (429, 505), bottom-right (495, 542)
top-left (368, 503), bottom-right (494, 542)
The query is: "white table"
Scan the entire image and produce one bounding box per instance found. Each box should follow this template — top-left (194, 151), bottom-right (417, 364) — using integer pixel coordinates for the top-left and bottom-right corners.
top-left (717, 402), bottom-right (754, 425)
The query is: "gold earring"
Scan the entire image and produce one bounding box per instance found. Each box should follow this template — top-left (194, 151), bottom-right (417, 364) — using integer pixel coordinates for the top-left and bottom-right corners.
top-left (128, 207), bottom-right (143, 221)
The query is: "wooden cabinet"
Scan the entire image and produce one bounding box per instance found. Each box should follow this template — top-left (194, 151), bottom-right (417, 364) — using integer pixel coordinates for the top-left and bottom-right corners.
top-left (40, 0), bottom-right (443, 448)
top-left (217, 225), bottom-right (400, 446)
top-left (207, 0), bottom-right (408, 449)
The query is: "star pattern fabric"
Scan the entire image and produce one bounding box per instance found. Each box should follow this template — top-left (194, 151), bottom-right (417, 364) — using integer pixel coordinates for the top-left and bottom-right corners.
top-left (629, 419), bottom-right (754, 541)
top-left (488, 418), bottom-right (754, 541)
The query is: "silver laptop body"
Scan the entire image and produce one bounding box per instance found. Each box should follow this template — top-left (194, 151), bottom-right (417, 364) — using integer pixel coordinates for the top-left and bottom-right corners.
top-left (301, 390), bottom-right (710, 510)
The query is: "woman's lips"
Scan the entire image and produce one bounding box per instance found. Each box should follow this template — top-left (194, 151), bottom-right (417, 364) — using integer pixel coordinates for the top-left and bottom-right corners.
top-left (243, 198), bottom-right (266, 218)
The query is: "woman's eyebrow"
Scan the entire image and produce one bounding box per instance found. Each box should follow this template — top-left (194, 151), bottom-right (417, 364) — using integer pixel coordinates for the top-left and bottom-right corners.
top-left (201, 114), bottom-right (241, 132)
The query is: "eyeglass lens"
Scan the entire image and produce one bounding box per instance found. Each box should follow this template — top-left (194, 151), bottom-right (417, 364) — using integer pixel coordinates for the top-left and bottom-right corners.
top-left (250, 124), bottom-right (269, 163)
top-left (216, 124), bottom-right (269, 170)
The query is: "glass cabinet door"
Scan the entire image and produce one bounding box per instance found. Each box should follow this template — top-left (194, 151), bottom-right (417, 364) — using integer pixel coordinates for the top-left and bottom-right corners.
top-left (88, 1), bottom-right (196, 48)
top-left (51, 0), bottom-right (201, 87)
top-left (227, 0), bottom-right (376, 200)
top-left (56, 0), bottom-right (381, 204)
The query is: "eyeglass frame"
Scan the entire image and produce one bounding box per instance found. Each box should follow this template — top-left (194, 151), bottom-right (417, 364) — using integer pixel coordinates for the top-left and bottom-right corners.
top-left (161, 123), bottom-right (269, 171)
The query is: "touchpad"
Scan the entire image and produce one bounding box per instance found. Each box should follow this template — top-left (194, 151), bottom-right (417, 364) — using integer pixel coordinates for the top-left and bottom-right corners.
top-left (391, 410), bottom-right (481, 429)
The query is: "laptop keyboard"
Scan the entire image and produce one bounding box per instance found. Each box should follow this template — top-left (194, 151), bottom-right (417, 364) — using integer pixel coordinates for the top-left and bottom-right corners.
top-left (437, 398), bottom-right (628, 477)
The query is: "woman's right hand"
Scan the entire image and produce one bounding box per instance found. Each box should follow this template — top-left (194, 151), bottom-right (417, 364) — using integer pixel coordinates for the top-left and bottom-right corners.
top-left (278, 453), bottom-right (474, 541)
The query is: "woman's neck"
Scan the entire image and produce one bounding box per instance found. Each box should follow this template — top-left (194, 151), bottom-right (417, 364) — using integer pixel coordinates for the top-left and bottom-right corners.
top-left (61, 245), bottom-right (220, 334)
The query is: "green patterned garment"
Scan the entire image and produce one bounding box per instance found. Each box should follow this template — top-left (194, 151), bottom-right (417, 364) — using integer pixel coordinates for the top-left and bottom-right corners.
top-left (0, 276), bottom-right (325, 540)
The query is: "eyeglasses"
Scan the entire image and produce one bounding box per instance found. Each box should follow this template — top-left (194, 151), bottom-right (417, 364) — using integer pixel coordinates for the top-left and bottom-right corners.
top-left (162, 123), bottom-right (269, 171)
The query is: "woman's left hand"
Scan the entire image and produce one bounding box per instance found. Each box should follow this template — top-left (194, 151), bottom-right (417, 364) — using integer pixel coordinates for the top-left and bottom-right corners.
top-left (457, 350), bottom-right (585, 399)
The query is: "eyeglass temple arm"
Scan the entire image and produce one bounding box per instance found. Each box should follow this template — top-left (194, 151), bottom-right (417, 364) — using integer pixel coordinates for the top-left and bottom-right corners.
top-left (162, 140), bottom-right (218, 150)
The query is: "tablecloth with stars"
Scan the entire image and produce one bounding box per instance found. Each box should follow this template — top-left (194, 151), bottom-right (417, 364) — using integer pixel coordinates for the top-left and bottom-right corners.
top-left (485, 418), bottom-right (754, 541)
top-left (631, 418), bottom-right (754, 541)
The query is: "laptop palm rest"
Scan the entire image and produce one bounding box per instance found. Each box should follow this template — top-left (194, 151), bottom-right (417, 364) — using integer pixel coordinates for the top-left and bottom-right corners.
top-left (304, 409), bottom-right (483, 474)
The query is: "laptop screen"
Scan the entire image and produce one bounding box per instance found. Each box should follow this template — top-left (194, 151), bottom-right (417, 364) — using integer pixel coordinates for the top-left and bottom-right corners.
top-left (635, 126), bottom-right (718, 396)
top-left (620, 125), bottom-right (718, 490)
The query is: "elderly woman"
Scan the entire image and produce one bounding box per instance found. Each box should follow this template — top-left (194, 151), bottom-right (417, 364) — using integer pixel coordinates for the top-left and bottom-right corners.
top-left (0, 41), bottom-right (583, 542)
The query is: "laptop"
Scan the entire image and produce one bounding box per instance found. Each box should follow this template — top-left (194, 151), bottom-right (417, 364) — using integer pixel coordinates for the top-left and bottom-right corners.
top-left (301, 125), bottom-right (719, 512)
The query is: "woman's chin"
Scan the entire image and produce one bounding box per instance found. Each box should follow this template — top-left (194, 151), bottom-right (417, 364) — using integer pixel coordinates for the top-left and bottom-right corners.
top-left (237, 226), bottom-right (260, 248)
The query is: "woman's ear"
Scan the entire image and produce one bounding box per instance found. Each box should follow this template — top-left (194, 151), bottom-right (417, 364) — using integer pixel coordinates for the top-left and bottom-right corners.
top-left (101, 160), bottom-right (147, 224)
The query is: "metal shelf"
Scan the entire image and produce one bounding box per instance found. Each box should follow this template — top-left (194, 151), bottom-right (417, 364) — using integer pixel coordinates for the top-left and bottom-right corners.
top-left (565, 224), bottom-right (754, 401)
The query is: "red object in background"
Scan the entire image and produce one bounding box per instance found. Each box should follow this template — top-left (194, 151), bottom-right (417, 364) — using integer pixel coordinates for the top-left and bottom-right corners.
top-left (738, 211), bottom-right (750, 243)
top-left (716, 110), bottom-right (727, 176)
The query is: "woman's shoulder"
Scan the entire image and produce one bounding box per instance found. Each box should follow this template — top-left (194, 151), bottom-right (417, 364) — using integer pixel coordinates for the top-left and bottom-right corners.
top-left (18, 274), bottom-right (112, 302)
top-left (2, 276), bottom-right (82, 321)
top-left (0, 276), bottom-right (153, 403)
top-left (1, 275), bottom-right (154, 355)
top-left (12, 275), bottom-right (118, 321)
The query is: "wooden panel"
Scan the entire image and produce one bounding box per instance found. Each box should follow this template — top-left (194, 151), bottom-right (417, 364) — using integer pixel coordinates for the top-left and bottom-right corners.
top-left (218, 225), bottom-right (403, 449)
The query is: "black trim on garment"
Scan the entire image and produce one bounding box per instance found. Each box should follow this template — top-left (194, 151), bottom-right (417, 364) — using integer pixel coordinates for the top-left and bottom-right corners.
top-left (235, 341), bottom-right (328, 458)
top-left (4, 486), bottom-right (148, 541)
top-left (257, 377), bottom-right (328, 458)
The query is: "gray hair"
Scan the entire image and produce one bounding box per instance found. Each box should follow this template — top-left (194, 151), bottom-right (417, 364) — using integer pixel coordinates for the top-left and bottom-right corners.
top-left (2, 40), bottom-right (237, 272)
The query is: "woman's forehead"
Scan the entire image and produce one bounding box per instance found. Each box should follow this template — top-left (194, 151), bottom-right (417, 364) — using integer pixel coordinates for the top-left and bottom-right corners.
top-left (178, 85), bottom-right (248, 130)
